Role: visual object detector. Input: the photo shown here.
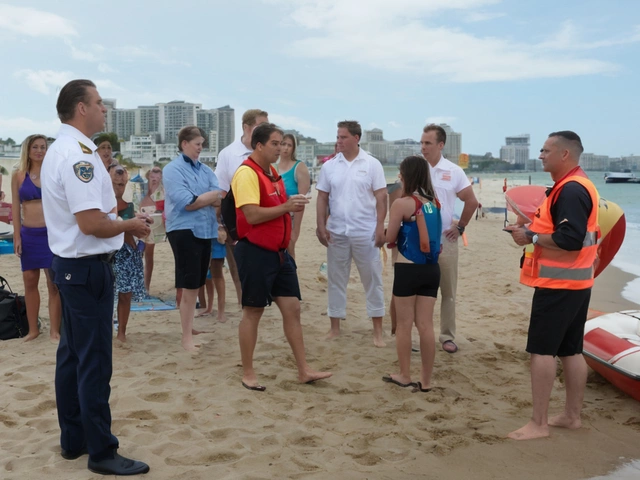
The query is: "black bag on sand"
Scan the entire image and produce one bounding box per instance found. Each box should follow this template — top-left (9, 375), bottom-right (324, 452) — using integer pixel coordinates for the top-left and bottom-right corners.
top-left (0, 275), bottom-right (29, 340)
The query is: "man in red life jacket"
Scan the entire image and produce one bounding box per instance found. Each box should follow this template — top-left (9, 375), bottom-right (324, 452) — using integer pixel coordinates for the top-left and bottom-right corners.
top-left (505, 131), bottom-right (598, 440)
top-left (231, 123), bottom-right (332, 391)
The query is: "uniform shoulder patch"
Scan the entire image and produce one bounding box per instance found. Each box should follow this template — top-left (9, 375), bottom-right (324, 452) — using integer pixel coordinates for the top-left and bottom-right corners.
top-left (78, 142), bottom-right (93, 154)
top-left (73, 161), bottom-right (94, 183)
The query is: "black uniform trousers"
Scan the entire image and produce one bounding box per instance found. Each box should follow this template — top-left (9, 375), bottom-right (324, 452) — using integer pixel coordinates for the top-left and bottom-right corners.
top-left (52, 255), bottom-right (118, 462)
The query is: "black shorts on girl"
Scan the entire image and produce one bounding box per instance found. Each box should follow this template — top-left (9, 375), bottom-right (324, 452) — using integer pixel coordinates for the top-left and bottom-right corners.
top-left (392, 263), bottom-right (440, 297)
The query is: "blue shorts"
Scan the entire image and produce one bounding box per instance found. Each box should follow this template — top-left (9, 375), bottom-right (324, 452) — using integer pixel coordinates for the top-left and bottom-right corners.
top-left (211, 239), bottom-right (226, 259)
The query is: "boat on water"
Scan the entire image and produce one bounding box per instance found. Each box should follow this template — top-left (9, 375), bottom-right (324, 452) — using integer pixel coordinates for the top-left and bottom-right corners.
top-left (604, 171), bottom-right (639, 184)
top-left (583, 310), bottom-right (640, 401)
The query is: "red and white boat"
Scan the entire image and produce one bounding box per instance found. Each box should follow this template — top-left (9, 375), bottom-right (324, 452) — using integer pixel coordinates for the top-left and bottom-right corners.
top-left (583, 310), bottom-right (640, 401)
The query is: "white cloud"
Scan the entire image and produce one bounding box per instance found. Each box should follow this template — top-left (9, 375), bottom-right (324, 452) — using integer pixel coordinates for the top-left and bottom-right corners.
top-left (115, 45), bottom-right (191, 67)
top-left (98, 63), bottom-right (117, 73)
top-left (537, 21), bottom-right (640, 51)
top-left (95, 79), bottom-right (126, 92)
top-left (13, 69), bottom-right (74, 95)
top-left (269, 113), bottom-right (320, 131)
top-left (388, 121), bottom-right (401, 128)
top-left (0, 116), bottom-right (61, 138)
top-left (426, 116), bottom-right (457, 125)
top-left (269, 0), bottom-right (626, 82)
top-left (464, 11), bottom-right (506, 22)
top-left (0, 4), bottom-right (77, 37)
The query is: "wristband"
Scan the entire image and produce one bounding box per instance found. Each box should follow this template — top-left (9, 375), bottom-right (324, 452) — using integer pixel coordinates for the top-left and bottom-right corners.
top-left (456, 225), bottom-right (465, 235)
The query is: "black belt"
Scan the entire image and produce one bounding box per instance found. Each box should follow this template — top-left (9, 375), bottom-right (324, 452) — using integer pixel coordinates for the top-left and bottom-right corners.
top-left (80, 252), bottom-right (117, 263)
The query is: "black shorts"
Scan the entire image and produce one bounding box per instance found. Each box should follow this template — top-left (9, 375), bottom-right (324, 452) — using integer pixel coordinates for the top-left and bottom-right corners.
top-left (234, 239), bottom-right (301, 308)
top-left (167, 229), bottom-right (211, 290)
top-left (392, 263), bottom-right (440, 297)
top-left (526, 287), bottom-right (591, 356)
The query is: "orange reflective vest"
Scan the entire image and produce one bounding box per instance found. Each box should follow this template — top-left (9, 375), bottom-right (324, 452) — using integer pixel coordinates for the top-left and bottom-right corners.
top-left (236, 158), bottom-right (292, 252)
top-left (520, 167), bottom-right (599, 290)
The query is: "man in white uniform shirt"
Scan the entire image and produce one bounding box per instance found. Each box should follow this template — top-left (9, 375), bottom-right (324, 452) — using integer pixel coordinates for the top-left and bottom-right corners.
top-left (316, 120), bottom-right (387, 347)
top-left (215, 109), bottom-right (268, 303)
top-left (42, 79), bottom-right (151, 476)
top-left (420, 124), bottom-right (478, 353)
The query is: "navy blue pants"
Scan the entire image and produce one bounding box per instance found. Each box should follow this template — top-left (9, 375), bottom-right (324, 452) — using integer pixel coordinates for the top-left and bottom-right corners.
top-left (52, 256), bottom-right (118, 461)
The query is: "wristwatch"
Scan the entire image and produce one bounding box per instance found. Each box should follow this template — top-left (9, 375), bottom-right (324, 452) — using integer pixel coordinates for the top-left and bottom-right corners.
top-left (532, 233), bottom-right (539, 245)
top-left (456, 225), bottom-right (465, 235)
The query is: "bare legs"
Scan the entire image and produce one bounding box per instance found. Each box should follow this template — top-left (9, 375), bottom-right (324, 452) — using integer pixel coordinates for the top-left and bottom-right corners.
top-left (239, 297), bottom-right (332, 388)
top-left (22, 269), bottom-right (41, 341)
top-left (225, 243), bottom-right (242, 304)
top-left (389, 295), bottom-right (436, 387)
top-left (44, 269), bottom-right (61, 341)
top-left (179, 288), bottom-right (200, 352)
top-left (211, 258), bottom-right (227, 322)
top-left (143, 244), bottom-right (155, 294)
top-left (508, 353), bottom-right (587, 440)
top-left (116, 292), bottom-right (132, 343)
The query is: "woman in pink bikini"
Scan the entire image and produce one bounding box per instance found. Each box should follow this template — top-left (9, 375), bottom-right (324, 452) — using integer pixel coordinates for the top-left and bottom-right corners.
top-left (11, 134), bottom-right (61, 341)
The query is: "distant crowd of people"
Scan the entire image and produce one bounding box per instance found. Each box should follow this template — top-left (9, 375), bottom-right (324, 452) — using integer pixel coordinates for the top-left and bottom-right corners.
top-left (3, 78), bottom-right (599, 474)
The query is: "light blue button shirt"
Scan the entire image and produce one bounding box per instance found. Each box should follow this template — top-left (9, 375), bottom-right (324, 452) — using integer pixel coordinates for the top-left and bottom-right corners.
top-left (163, 154), bottom-right (219, 239)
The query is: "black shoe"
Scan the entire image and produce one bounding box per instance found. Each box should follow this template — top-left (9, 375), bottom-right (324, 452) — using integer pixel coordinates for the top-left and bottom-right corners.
top-left (88, 452), bottom-right (150, 476)
top-left (61, 446), bottom-right (88, 460)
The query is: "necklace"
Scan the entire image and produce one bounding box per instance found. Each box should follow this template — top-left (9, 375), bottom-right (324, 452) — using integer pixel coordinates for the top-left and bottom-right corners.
top-left (30, 172), bottom-right (39, 180)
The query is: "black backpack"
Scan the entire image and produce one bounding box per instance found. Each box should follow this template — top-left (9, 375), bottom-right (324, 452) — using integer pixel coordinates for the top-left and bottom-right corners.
top-left (0, 275), bottom-right (29, 340)
top-left (220, 188), bottom-right (239, 242)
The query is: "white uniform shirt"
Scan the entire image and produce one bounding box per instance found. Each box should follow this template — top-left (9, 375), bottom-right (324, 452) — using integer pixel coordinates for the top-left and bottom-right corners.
top-left (42, 124), bottom-right (123, 258)
top-left (214, 138), bottom-right (252, 193)
top-left (316, 148), bottom-right (386, 237)
top-left (428, 156), bottom-right (470, 239)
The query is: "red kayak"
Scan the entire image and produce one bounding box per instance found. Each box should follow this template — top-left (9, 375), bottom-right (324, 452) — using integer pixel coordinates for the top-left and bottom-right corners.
top-left (583, 311), bottom-right (640, 401)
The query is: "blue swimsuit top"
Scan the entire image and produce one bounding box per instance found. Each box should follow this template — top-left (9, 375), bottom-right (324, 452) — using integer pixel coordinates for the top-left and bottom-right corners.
top-left (18, 172), bottom-right (42, 202)
top-left (280, 160), bottom-right (300, 197)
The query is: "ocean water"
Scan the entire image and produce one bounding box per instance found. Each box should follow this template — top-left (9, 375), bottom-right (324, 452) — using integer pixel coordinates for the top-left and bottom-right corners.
top-left (384, 167), bottom-right (640, 306)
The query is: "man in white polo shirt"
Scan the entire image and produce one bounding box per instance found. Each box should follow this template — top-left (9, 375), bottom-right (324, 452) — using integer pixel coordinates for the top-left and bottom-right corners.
top-left (316, 120), bottom-right (387, 347)
top-left (215, 109), bottom-right (268, 303)
top-left (421, 124), bottom-right (478, 354)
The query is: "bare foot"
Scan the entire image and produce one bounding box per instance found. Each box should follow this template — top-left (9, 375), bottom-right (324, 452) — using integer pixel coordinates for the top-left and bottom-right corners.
top-left (549, 413), bottom-right (581, 429)
top-left (507, 420), bottom-right (549, 440)
top-left (116, 333), bottom-right (127, 343)
top-left (299, 370), bottom-right (333, 384)
top-left (373, 335), bottom-right (386, 348)
top-left (324, 329), bottom-right (340, 340)
top-left (49, 332), bottom-right (61, 343)
top-left (196, 310), bottom-right (212, 318)
top-left (23, 332), bottom-right (40, 342)
top-left (181, 338), bottom-right (201, 352)
top-left (192, 329), bottom-right (205, 335)
top-left (217, 313), bottom-right (228, 323)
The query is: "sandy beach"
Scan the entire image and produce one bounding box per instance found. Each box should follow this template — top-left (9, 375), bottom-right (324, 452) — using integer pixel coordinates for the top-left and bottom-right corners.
top-left (1, 182), bottom-right (639, 480)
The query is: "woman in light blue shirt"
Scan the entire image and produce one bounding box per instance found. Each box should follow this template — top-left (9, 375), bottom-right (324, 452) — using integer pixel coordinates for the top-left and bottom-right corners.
top-left (163, 126), bottom-right (222, 352)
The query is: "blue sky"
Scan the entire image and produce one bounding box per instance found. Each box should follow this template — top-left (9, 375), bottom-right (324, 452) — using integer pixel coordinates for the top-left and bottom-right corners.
top-left (0, 0), bottom-right (638, 157)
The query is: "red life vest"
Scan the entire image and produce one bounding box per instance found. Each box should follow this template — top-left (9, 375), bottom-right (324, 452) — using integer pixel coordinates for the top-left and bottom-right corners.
top-left (520, 166), bottom-right (599, 290)
top-left (235, 158), bottom-right (291, 252)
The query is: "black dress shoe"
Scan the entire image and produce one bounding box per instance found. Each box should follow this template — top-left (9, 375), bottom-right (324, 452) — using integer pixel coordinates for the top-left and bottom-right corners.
top-left (88, 452), bottom-right (150, 476)
top-left (61, 446), bottom-right (88, 460)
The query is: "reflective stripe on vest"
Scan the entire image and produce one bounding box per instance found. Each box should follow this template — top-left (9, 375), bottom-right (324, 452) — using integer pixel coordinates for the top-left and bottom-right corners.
top-left (520, 168), bottom-right (599, 290)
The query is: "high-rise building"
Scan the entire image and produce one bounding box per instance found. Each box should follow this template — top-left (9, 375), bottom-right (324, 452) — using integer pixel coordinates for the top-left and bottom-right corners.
top-left (197, 109), bottom-right (219, 142)
top-left (363, 128), bottom-right (384, 142)
top-left (500, 134), bottom-right (530, 165)
top-left (157, 101), bottom-right (201, 143)
top-left (580, 153), bottom-right (610, 171)
top-left (103, 99), bottom-right (117, 135)
top-left (208, 131), bottom-right (219, 156)
top-left (216, 105), bottom-right (235, 151)
top-left (113, 109), bottom-right (136, 141)
top-left (440, 124), bottom-right (462, 164)
top-left (135, 106), bottom-right (160, 136)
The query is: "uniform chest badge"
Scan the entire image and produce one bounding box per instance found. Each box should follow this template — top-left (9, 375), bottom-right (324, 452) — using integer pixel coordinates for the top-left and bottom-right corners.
top-left (65, 273), bottom-right (71, 280)
top-left (73, 161), bottom-right (94, 183)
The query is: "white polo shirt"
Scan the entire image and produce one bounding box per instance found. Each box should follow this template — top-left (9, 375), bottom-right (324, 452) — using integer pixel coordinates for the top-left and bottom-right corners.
top-left (316, 148), bottom-right (386, 237)
top-left (42, 124), bottom-right (123, 258)
top-left (214, 138), bottom-right (252, 193)
top-left (428, 155), bottom-right (470, 237)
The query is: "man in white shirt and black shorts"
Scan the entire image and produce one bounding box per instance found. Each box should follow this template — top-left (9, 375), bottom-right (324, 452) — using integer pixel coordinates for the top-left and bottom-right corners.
top-left (215, 109), bottom-right (268, 304)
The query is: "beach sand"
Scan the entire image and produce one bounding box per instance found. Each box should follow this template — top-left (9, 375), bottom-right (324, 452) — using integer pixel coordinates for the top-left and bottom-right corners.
top-left (1, 186), bottom-right (639, 480)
